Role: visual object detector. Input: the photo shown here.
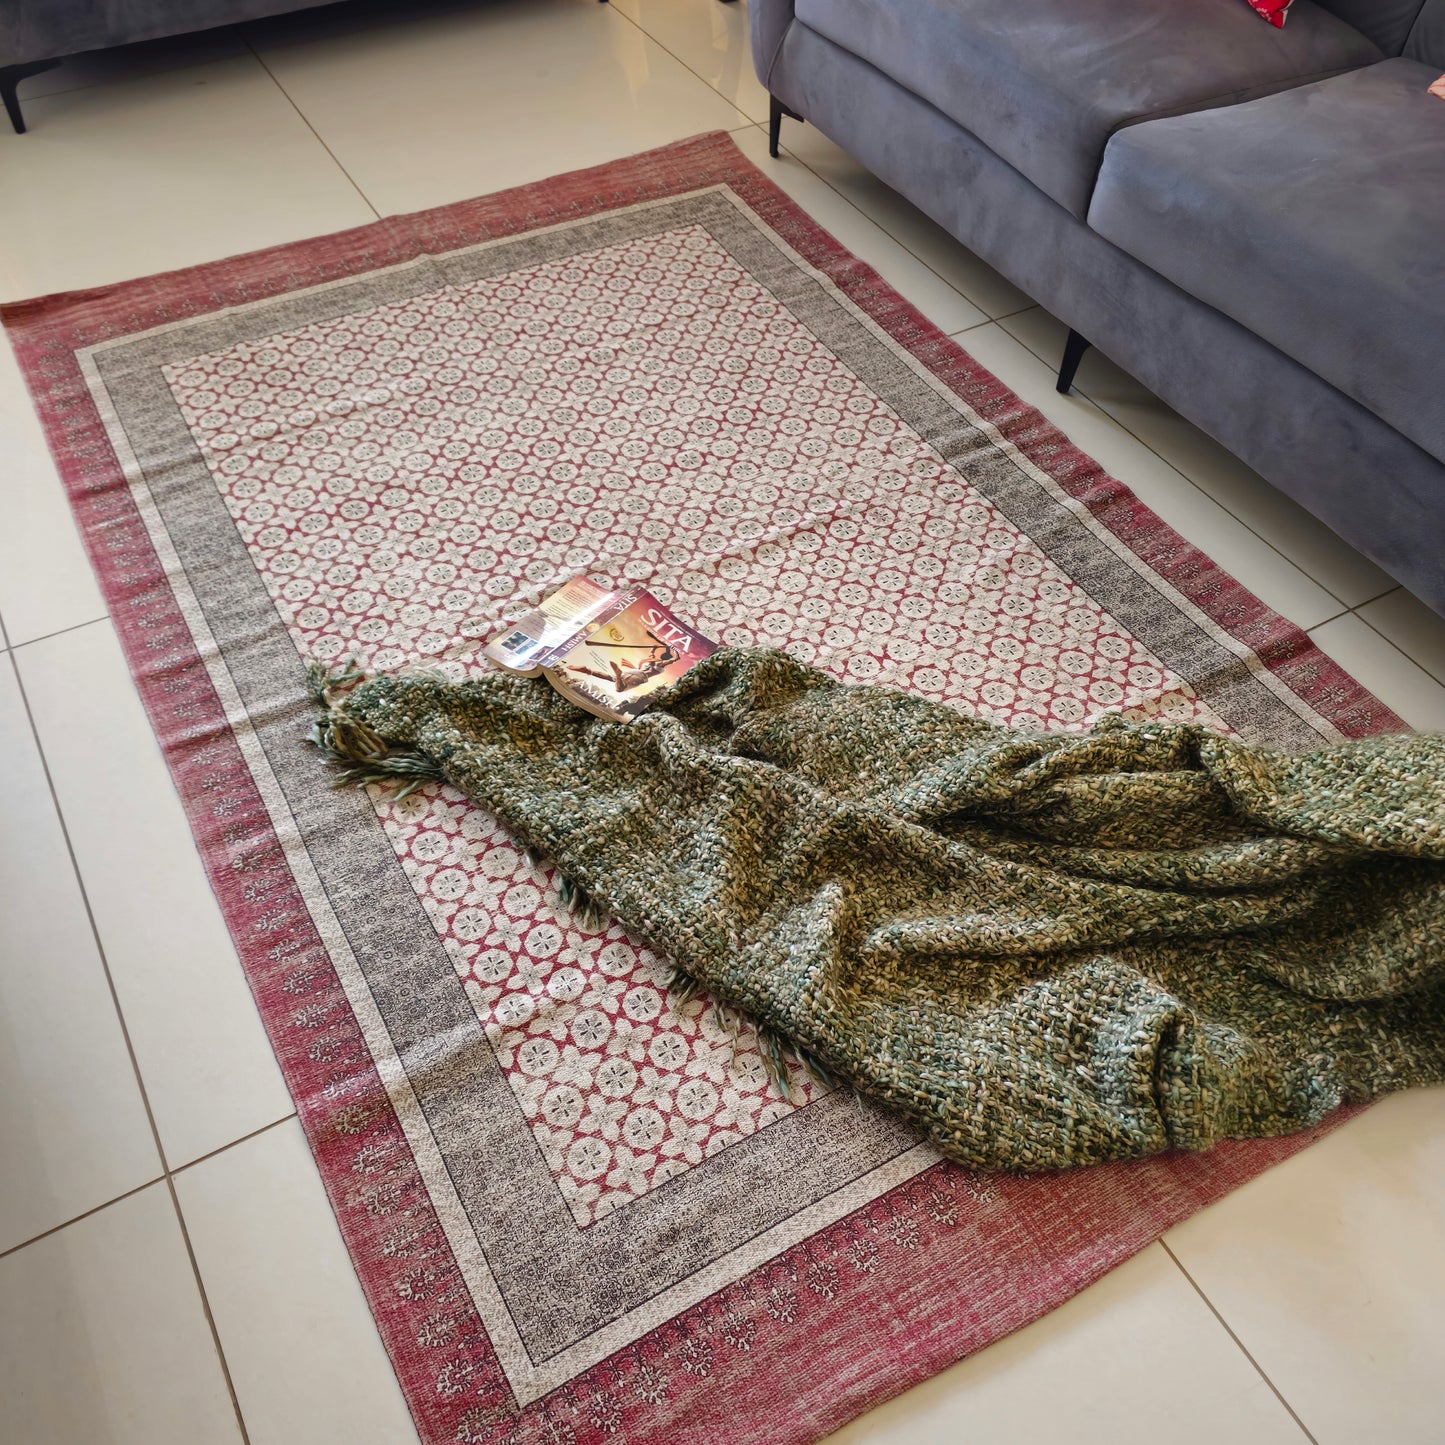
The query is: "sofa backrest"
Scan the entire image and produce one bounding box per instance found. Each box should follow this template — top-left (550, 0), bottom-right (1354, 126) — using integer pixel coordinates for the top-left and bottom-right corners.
top-left (1313, 0), bottom-right (1427, 53)
top-left (1404, 0), bottom-right (1445, 65)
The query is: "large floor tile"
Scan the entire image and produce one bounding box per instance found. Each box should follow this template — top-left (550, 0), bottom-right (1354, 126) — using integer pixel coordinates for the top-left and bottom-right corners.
top-left (0, 1183), bottom-right (244, 1445)
top-left (1000, 307), bottom-right (1398, 609)
top-left (732, 125), bottom-right (987, 334)
top-left (779, 121), bottom-right (1034, 321)
top-left (1306, 614), bottom-right (1445, 731)
top-left (247, 0), bottom-right (750, 217)
top-left (0, 337), bottom-right (108, 646)
top-left (1358, 588), bottom-right (1445, 686)
top-left (175, 1120), bottom-right (420, 1445)
top-left (824, 1244), bottom-right (1304, 1445)
top-left (0, 662), bottom-right (159, 1254)
top-left (16, 621), bottom-right (294, 1168)
top-left (613, 0), bottom-right (773, 123)
top-left (953, 322), bottom-right (1344, 632)
top-left (1166, 1090), bottom-right (1445, 1445)
top-left (0, 56), bottom-right (374, 298)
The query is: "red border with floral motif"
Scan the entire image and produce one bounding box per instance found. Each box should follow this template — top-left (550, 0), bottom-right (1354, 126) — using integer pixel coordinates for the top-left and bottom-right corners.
top-left (1, 132), bottom-right (1392, 1445)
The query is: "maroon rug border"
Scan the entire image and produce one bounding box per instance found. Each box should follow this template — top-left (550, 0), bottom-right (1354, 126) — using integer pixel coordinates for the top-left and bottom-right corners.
top-left (1, 131), bottom-right (1388, 1445)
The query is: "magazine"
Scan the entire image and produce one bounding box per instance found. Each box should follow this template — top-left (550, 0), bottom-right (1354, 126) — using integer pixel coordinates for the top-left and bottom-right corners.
top-left (483, 576), bottom-right (717, 722)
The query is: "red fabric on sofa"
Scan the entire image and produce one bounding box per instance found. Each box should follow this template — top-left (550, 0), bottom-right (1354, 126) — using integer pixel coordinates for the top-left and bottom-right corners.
top-left (1245, 0), bottom-right (1295, 25)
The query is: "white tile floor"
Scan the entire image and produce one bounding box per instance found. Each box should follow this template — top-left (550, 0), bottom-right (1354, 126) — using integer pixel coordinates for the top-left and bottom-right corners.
top-left (1, 2), bottom-right (1442, 1441)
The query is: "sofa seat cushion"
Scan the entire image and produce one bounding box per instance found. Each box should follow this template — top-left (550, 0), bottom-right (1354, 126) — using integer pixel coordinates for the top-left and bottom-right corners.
top-left (1090, 59), bottom-right (1445, 466)
top-left (791, 0), bottom-right (1381, 218)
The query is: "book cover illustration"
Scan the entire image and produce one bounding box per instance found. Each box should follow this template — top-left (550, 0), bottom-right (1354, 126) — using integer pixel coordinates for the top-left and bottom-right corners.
top-left (485, 577), bottom-right (717, 722)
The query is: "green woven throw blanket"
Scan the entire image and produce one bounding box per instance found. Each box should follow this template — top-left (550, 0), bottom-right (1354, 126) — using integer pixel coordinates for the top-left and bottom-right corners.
top-left (311, 647), bottom-right (1445, 1171)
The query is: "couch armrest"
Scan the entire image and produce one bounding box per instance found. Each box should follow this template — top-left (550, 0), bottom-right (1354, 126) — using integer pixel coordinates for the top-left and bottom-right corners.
top-left (749, 0), bottom-right (796, 91)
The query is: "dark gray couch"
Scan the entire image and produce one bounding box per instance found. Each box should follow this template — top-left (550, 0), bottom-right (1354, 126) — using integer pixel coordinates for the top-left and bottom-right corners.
top-left (0, 0), bottom-right (647, 132)
top-left (0, 0), bottom-right (344, 131)
top-left (753, 0), bottom-right (1445, 614)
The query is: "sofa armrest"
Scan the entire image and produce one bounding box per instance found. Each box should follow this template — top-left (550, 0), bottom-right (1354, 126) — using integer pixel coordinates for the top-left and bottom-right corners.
top-left (750, 0), bottom-right (796, 91)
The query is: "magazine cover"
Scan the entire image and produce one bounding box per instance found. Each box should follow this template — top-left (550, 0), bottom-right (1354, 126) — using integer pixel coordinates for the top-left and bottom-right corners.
top-left (485, 578), bottom-right (717, 722)
top-left (482, 575), bottom-right (617, 677)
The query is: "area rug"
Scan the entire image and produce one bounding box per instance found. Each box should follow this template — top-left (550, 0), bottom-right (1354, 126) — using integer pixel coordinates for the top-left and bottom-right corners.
top-left (3, 132), bottom-right (1398, 1445)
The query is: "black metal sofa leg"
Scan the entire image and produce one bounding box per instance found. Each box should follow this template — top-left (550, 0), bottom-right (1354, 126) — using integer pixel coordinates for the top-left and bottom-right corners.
top-left (1056, 329), bottom-right (1091, 394)
top-left (2, 60), bottom-right (60, 134)
top-left (769, 94), bottom-right (804, 158)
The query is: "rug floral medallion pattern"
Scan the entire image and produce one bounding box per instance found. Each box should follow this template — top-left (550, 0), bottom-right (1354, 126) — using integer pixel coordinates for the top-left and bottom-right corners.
top-left (3, 135), bottom-right (1394, 1445)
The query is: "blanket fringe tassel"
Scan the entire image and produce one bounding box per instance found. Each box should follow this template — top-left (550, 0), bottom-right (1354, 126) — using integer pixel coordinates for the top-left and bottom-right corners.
top-left (664, 963), bottom-right (839, 1099)
top-left (306, 659), bottom-right (837, 1097)
top-left (305, 660), bottom-right (446, 801)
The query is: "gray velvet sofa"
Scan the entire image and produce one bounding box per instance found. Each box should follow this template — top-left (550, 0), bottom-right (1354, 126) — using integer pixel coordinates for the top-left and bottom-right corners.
top-left (753, 0), bottom-right (1445, 614)
top-left (0, 0), bottom-right (645, 132)
top-left (0, 0), bottom-right (343, 131)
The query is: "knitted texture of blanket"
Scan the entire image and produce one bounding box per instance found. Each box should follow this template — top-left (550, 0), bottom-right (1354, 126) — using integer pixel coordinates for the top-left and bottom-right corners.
top-left (310, 647), bottom-right (1445, 1171)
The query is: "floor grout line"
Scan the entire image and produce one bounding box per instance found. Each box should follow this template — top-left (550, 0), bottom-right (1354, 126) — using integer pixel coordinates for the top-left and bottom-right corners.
top-left (238, 30), bottom-right (382, 223)
top-left (1306, 605), bottom-right (1353, 634)
top-left (0, 1115), bottom-right (300, 1262)
top-left (949, 316), bottom-right (998, 336)
top-left (1342, 591), bottom-right (1445, 691)
top-left (4, 23), bottom-right (1444, 1435)
top-left (0, 1176), bottom-right (166, 1262)
top-left (3, 630), bottom-right (254, 1445)
top-left (678, 95), bottom-right (1005, 328)
top-left (1351, 585), bottom-right (1402, 612)
top-left (172, 1113), bottom-right (299, 1175)
top-left (10, 613), bottom-right (111, 652)
top-left (1349, 610), bottom-right (1445, 688)
top-left (990, 301), bottom-right (1041, 325)
top-left (604, 0), bottom-right (765, 130)
top-left (759, 119), bottom-right (1033, 325)
top-left (1160, 1240), bottom-right (1322, 1445)
top-left (985, 318), bottom-right (1373, 618)
top-left (771, 129), bottom-right (1007, 327)
top-left (160, 1171), bottom-right (254, 1444)
top-left (0, 26), bottom-right (250, 108)
top-left (758, 100), bottom-right (1445, 681)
